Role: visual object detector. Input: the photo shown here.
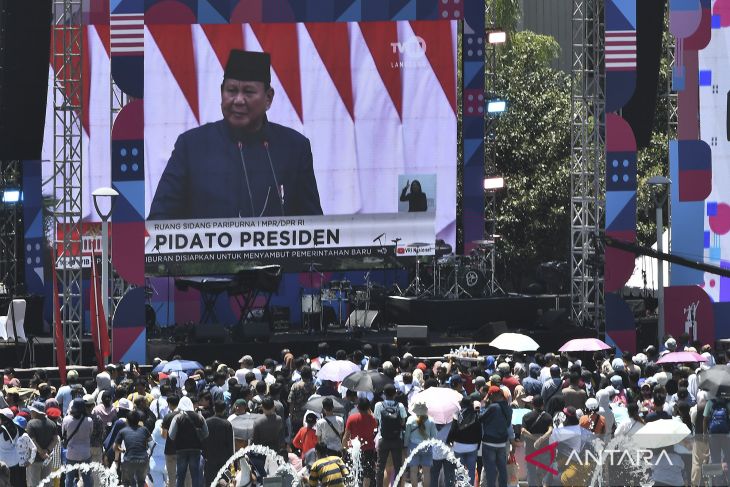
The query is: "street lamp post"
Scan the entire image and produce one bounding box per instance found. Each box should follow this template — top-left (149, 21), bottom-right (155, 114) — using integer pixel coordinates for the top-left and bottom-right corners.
top-left (92, 187), bottom-right (119, 331)
top-left (647, 176), bottom-right (671, 346)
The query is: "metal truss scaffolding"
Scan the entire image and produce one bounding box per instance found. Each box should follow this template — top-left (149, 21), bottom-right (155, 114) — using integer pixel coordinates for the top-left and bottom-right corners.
top-left (0, 161), bottom-right (22, 295)
top-left (570, 0), bottom-right (605, 329)
top-left (52, 0), bottom-right (83, 365)
top-left (483, 2), bottom-right (504, 296)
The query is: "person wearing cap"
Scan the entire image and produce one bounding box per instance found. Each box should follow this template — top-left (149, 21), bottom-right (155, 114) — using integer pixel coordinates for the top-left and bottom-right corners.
top-left (55, 369), bottom-right (85, 416)
top-left (25, 401), bottom-right (58, 485)
top-left (523, 364), bottom-right (543, 397)
top-left (403, 401), bottom-right (437, 487)
top-left (578, 397), bottom-right (606, 434)
top-left (479, 385), bottom-right (513, 487)
top-left (661, 337), bottom-right (678, 357)
top-left (62, 398), bottom-right (94, 487)
top-left (84, 394), bottom-right (105, 482)
top-left (496, 363), bottom-right (520, 396)
top-left (13, 415), bottom-right (36, 473)
top-left (540, 364), bottom-right (563, 405)
top-left (149, 49), bottom-right (322, 220)
top-left (103, 398), bottom-right (132, 466)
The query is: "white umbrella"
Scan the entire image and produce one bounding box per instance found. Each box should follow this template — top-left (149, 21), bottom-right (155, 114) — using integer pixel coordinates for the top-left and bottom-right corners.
top-left (317, 360), bottom-right (361, 382)
top-left (631, 419), bottom-right (690, 449)
top-left (489, 332), bottom-right (539, 352)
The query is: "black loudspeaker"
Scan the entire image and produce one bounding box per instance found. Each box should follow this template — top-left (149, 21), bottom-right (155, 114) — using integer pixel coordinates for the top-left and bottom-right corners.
top-left (397, 325), bottom-right (428, 342)
top-left (0, 1), bottom-right (52, 159)
top-left (538, 309), bottom-right (569, 331)
top-left (193, 324), bottom-right (229, 343)
top-left (346, 310), bottom-right (380, 329)
top-left (476, 321), bottom-right (508, 341)
top-left (271, 306), bottom-right (290, 331)
top-left (241, 321), bottom-right (271, 341)
top-left (22, 295), bottom-right (45, 336)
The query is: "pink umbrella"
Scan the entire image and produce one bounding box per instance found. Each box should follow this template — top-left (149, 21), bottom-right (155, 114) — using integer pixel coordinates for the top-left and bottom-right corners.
top-left (408, 387), bottom-right (462, 424)
top-left (559, 338), bottom-right (612, 352)
top-left (656, 351), bottom-right (707, 364)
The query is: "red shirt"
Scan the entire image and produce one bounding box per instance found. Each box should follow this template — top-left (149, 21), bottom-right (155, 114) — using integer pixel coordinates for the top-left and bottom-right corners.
top-left (345, 412), bottom-right (378, 451)
top-left (292, 426), bottom-right (318, 458)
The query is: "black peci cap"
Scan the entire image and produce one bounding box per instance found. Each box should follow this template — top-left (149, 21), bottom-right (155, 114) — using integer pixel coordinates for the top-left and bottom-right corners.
top-left (224, 50), bottom-right (271, 84)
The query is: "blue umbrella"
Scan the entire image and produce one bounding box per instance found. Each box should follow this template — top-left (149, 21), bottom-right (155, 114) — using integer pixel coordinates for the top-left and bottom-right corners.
top-left (152, 359), bottom-right (203, 374)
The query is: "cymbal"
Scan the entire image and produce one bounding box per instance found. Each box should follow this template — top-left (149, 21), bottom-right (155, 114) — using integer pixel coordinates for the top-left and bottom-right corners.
top-left (472, 240), bottom-right (494, 245)
top-left (408, 242), bottom-right (432, 248)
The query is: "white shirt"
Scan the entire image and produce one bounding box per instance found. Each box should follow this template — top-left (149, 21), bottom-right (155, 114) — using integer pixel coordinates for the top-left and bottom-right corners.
top-left (315, 415), bottom-right (344, 452)
top-left (235, 367), bottom-right (261, 385)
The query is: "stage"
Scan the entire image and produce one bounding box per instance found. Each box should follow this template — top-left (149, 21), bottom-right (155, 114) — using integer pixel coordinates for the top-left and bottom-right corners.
top-left (385, 293), bottom-right (571, 331)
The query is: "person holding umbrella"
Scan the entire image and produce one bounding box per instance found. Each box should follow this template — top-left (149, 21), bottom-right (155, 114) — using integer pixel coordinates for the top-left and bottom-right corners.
top-left (403, 401), bottom-right (437, 487)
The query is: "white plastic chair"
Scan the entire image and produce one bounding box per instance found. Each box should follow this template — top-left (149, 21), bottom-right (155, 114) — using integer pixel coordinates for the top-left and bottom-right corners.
top-left (0, 299), bottom-right (27, 342)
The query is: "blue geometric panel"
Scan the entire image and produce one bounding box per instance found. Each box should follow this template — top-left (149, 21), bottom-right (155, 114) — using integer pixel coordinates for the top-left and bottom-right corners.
top-left (335, 0), bottom-right (361, 21)
top-left (699, 70), bottom-right (712, 86)
top-left (708, 201), bottom-right (718, 216)
top-left (306, 0), bottom-right (336, 21)
top-left (391, 0), bottom-right (417, 20)
top-left (606, 0), bottom-right (636, 29)
top-left (112, 140), bottom-right (144, 181)
top-left (605, 191), bottom-right (636, 230)
top-left (113, 181), bottom-right (145, 220)
top-left (198, 0), bottom-right (229, 23)
top-left (362, 0), bottom-right (390, 20)
top-left (606, 152), bottom-right (637, 191)
top-left (111, 0), bottom-right (143, 14)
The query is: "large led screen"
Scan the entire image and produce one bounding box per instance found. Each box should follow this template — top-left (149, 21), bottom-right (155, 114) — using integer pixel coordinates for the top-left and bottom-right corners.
top-left (143, 21), bottom-right (457, 274)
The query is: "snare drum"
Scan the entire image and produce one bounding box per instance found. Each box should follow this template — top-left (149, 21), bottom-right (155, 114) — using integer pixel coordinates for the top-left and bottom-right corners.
top-left (301, 294), bottom-right (321, 313)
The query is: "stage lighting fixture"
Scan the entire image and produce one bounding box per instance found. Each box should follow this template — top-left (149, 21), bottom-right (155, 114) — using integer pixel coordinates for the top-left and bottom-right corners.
top-left (2, 190), bottom-right (21, 203)
top-left (487, 100), bottom-right (507, 113)
top-left (487, 30), bottom-right (507, 44)
top-left (484, 176), bottom-right (505, 190)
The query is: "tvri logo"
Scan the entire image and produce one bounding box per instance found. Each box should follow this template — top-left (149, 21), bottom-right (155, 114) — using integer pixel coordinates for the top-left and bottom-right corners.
top-left (525, 442), bottom-right (676, 475)
top-left (390, 36), bottom-right (428, 59)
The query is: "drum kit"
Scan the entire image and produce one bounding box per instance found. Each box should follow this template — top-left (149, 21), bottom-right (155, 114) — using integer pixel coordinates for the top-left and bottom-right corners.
top-left (301, 263), bottom-right (377, 332)
top-left (401, 238), bottom-right (500, 299)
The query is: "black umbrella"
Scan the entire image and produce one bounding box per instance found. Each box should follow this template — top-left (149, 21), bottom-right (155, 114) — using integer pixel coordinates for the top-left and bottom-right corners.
top-left (698, 365), bottom-right (730, 398)
top-left (304, 395), bottom-right (348, 416)
top-left (341, 370), bottom-right (393, 393)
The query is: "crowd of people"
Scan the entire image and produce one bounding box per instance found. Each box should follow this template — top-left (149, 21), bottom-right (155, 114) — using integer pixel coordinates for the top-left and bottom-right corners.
top-left (0, 335), bottom-right (725, 487)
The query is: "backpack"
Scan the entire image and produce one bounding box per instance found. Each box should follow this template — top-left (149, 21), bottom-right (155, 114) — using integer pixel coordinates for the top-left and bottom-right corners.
top-left (379, 401), bottom-right (403, 441)
top-left (709, 400), bottom-right (730, 434)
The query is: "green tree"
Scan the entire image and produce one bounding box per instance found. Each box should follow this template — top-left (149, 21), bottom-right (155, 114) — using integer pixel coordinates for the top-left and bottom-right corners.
top-left (491, 31), bottom-right (572, 289)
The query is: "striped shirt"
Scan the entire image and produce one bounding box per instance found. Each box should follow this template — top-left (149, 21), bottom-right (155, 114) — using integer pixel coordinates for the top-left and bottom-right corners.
top-left (308, 456), bottom-right (349, 487)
